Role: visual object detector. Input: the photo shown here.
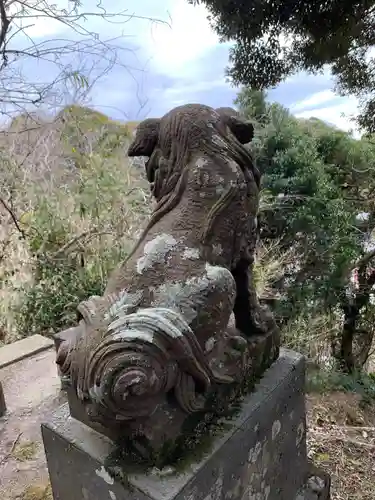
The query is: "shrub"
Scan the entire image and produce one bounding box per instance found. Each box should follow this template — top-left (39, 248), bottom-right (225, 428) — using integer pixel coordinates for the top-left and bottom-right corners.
top-left (0, 106), bottom-right (149, 342)
top-left (15, 259), bottom-right (104, 337)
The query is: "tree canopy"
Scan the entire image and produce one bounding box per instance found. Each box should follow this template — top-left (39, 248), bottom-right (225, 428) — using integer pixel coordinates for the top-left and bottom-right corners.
top-left (236, 88), bottom-right (375, 372)
top-left (189, 0), bottom-right (375, 133)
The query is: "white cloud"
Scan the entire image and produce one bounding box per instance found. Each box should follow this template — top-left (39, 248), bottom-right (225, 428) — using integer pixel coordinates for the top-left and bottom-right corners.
top-left (158, 77), bottom-right (229, 107)
top-left (291, 90), bottom-right (340, 112)
top-left (294, 96), bottom-right (361, 137)
top-left (285, 67), bottom-right (332, 86)
top-left (164, 77), bottom-right (228, 96)
top-left (143, 0), bottom-right (220, 77)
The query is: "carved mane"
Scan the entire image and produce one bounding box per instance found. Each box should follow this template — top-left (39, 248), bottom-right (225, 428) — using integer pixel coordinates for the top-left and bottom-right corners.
top-left (125, 104), bottom-right (258, 263)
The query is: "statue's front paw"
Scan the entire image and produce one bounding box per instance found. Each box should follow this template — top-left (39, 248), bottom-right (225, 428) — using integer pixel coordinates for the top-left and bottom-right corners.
top-left (228, 335), bottom-right (248, 353)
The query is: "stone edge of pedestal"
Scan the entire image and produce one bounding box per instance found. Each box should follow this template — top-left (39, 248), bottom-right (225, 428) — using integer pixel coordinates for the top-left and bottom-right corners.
top-left (0, 334), bottom-right (54, 370)
top-left (42, 349), bottom-right (307, 500)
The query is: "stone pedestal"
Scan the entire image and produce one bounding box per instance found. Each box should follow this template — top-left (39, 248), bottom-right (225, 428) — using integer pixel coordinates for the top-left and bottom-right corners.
top-left (41, 349), bottom-right (330, 500)
top-left (0, 381), bottom-right (6, 416)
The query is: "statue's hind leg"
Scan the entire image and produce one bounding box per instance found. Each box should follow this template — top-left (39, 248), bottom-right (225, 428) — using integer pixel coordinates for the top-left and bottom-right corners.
top-left (231, 257), bottom-right (269, 337)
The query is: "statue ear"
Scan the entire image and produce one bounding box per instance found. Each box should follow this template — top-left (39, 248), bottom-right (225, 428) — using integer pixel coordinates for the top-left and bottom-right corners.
top-left (128, 118), bottom-right (160, 157)
top-left (215, 107), bottom-right (254, 145)
top-left (226, 116), bottom-right (254, 145)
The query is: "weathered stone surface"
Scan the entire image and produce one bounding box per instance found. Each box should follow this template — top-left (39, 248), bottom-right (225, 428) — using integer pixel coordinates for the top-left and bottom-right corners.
top-left (0, 334), bottom-right (54, 369)
top-left (0, 381), bottom-right (6, 416)
top-left (64, 326), bottom-right (279, 449)
top-left (42, 349), bottom-right (329, 500)
top-left (53, 326), bottom-right (81, 353)
top-left (53, 327), bottom-right (81, 390)
top-left (54, 103), bottom-right (281, 459)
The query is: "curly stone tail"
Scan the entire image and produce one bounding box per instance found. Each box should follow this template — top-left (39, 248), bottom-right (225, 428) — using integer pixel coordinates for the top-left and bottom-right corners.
top-left (60, 306), bottom-right (233, 420)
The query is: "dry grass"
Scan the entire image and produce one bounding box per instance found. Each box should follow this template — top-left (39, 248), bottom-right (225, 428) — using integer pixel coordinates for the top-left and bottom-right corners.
top-left (0, 106), bottom-right (150, 344)
top-left (11, 441), bottom-right (39, 462)
top-left (307, 392), bottom-right (375, 500)
top-left (19, 483), bottom-right (52, 500)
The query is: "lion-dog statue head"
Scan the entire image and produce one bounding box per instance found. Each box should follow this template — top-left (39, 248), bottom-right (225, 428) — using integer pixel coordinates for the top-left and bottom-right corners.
top-left (56, 104), bottom-right (277, 457)
top-left (130, 106), bottom-right (257, 202)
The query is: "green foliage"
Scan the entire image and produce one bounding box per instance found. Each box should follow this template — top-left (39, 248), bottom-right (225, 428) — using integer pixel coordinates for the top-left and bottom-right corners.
top-left (241, 88), bottom-right (375, 372)
top-left (59, 105), bottom-right (131, 162)
top-left (240, 89), bottom-right (366, 314)
top-left (281, 311), bottom-right (339, 360)
top-left (15, 203), bottom-right (124, 337)
top-left (307, 368), bottom-right (375, 406)
top-left (191, 0), bottom-right (375, 133)
top-left (234, 88), bottom-right (268, 125)
top-left (16, 259), bottom-right (104, 337)
top-left (1, 105), bottom-right (150, 341)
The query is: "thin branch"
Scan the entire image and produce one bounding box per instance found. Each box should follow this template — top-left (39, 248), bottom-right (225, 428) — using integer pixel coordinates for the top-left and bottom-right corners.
top-left (0, 432), bottom-right (23, 466)
top-left (356, 248), bottom-right (375, 270)
top-left (0, 1), bottom-right (167, 117)
top-left (0, 195), bottom-right (25, 239)
top-left (0, 0), bottom-right (11, 70)
top-left (50, 230), bottom-right (112, 259)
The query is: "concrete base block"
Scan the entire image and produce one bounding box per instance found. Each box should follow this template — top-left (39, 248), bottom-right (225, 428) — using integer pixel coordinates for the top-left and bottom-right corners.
top-left (42, 349), bottom-right (330, 500)
top-left (0, 334), bottom-right (54, 369)
top-left (0, 381), bottom-right (6, 416)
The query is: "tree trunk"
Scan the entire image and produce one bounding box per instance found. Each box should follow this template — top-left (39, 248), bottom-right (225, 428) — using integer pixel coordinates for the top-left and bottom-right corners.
top-left (336, 269), bottom-right (375, 373)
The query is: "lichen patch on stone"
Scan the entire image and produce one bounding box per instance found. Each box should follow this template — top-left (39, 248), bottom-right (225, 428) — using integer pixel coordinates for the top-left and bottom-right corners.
top-left (203, 466), bottom-right (224, 500)
top-left (95, 466), bottom-right (114, 485)
top-left (205, 262), bottom-right (234, 290)
top-left (271, 420), bottom-right (281, 440)
top-left (136, 233), bottom-right (178, 274)
top-left (212, 243), bottom-right (223, 256)
top-left (152, 264), bottom-right (234, 323)
top-left (89, 383), bottom-right (103, 403)
top-left (195, 157), bottom-right (208, 169)
top-left (105, 290), bottom-right (143, 321)
top-left (296, 421), bottom-right (305, 446)
top-left (205, 337), bottom-right (215, 353)
top-left (182, 247), bottom-right (200, 260)
top-left (228, 160), bottom-right (240, 174)
top-left (111, 330), bottom-right (155, 343)
top-left (248, 441), bottom-right (262, 464)
top-left (216, 184), bottom-right (225, 195)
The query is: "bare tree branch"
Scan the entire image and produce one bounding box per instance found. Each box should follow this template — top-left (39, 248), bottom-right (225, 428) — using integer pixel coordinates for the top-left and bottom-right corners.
top-left (0, 0), bottom-right (168, 119)
top-left (355, 248), bottom-right (375, 270)
top-left (0, 195), bottom-right (25, 238)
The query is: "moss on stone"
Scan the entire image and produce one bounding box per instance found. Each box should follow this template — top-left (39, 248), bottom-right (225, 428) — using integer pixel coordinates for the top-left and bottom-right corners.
top-left (103, 334), bottom-right (279, 479)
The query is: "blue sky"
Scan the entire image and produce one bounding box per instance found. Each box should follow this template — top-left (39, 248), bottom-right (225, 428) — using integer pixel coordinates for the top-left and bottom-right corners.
top-left (9, 0), bottom-right (361, 135)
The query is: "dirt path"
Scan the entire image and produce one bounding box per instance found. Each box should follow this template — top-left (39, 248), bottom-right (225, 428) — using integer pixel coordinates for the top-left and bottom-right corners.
top-left (1, 347), bottom-right (374, 500)
top-left (0, 349), bottom-right (66, 500)
top-left (306, 392), bottom-right (375, 500)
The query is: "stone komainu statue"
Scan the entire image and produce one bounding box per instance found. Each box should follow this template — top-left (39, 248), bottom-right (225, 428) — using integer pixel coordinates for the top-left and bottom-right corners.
top-left (56, 103), bottom-right (280, 459)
